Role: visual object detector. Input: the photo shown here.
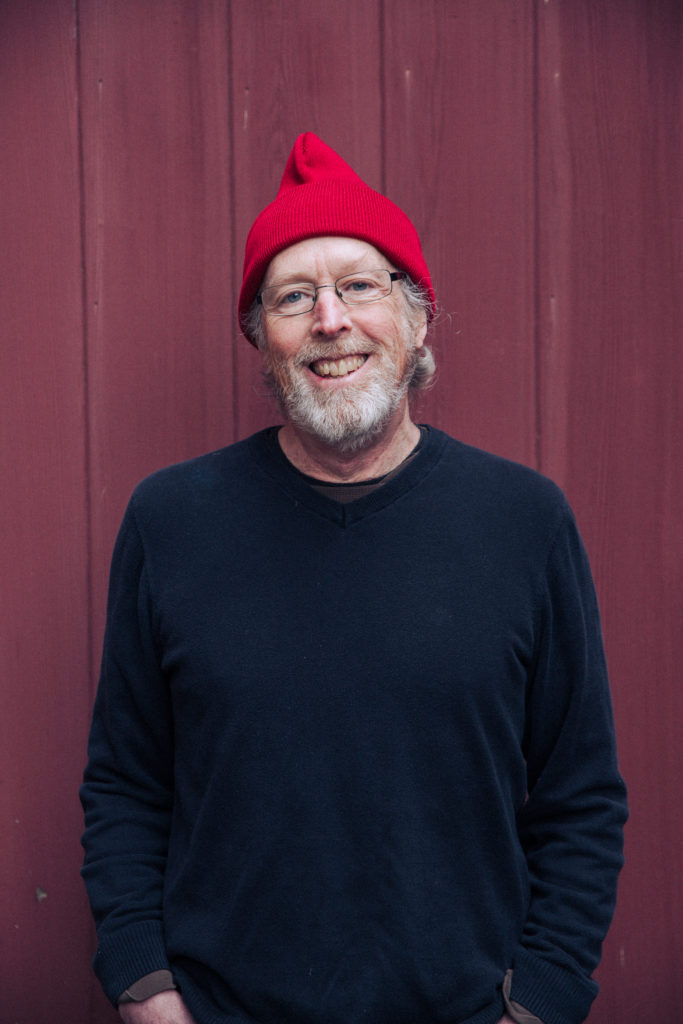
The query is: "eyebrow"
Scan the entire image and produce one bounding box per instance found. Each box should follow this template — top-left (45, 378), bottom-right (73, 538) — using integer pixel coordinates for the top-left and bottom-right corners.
top-left (262, 272), bottom-right (316, 288)
top-left (263, 264), bottom-right (394, 289)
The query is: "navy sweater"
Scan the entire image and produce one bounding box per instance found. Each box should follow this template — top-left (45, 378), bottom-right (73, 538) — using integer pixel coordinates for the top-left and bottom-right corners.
top-left (80, 427), bottom-right (627, 1024)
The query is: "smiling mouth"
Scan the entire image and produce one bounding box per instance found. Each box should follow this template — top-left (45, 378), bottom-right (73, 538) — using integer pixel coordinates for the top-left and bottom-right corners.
top-left (310, 355), bottom-right (368, 378)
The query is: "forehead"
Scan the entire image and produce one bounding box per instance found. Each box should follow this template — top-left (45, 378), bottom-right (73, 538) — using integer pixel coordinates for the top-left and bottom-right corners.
top-left (263, 236), bottom-right (392, 285)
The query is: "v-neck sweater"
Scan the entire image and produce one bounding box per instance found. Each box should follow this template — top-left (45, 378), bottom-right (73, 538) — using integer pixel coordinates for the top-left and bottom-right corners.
top-left (81, 426), bottom-right (627, 1024)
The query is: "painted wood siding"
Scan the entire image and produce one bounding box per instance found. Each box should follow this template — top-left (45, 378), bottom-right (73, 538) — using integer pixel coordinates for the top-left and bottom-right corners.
top-left (1, 2), bottom-right (680, 1020)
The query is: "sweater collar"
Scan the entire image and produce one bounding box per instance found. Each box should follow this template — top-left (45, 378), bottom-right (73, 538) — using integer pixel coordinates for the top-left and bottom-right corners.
top-left (249, 424), bottom-right (448, 526)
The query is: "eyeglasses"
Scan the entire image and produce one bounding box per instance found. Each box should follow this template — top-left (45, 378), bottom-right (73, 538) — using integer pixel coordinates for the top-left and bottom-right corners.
top-left (257, 269), bottom-right (405, 317)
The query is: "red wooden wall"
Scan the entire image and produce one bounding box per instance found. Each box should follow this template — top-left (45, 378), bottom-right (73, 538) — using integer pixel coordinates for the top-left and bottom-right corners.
top-left (1, 2), bottom-right (681, 1021)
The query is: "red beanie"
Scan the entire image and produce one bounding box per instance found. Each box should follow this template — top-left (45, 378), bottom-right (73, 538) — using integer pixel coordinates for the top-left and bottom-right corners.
top-left (238, 132), bottom-right (435, 345)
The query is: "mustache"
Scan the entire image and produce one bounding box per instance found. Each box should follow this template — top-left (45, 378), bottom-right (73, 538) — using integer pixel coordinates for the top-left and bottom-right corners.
top-left (286, 342), bottom-right (374, 368)
top-left (262, 342), bottom-right (376, 370)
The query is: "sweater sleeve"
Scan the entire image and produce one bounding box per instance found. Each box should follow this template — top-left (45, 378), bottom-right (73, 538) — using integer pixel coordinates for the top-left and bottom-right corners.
top-left (80, 501), bottom-right (174, 1005)
top-left (509, 509), bottom-right (627, 1024)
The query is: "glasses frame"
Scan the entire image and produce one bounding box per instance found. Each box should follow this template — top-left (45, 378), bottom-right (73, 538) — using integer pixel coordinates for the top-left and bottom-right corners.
top-left (257, 270), bottom-right (406, 317)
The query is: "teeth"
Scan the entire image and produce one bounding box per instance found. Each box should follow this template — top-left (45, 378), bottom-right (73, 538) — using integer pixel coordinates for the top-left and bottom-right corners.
top-left (312, 355), bottom-right (367, 378)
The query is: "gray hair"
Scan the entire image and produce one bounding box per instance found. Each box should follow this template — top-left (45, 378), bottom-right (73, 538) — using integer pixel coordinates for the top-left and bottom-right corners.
top-left (243, 274), bottom-right (436, 392)
top-left (399, 276), bottom-right (437, 392)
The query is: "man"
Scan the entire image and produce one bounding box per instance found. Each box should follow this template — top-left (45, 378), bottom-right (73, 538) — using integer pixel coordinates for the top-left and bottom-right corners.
top-left (81, 133), bottom-right (627, 1024)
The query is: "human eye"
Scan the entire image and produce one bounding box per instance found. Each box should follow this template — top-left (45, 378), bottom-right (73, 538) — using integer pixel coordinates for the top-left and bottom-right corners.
top-left (338, 271), bottom-right (385, 302)
top-left (281, 288), bottom-right (307, 306)
top-left (268, 283), bottom-right (315, 313)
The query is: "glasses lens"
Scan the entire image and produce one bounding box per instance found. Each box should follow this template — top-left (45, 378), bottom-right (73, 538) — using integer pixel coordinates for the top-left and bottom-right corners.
top-left (336, 269), bottom-right (392, 305)
top-left (260, 283), bottom-right (315, 315)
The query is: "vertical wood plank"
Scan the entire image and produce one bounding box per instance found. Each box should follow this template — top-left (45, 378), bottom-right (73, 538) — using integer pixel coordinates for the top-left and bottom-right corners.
top-left (228, 0), bottom-right (384, 439)
top-left (536, 2), bottom-right (683, 1019)
top-left (78, 0), bottom-right (234, 680)
top-left (383, 0), bottom-right (537, 467)
top-left (0, 2), bottom-right (94, 1019)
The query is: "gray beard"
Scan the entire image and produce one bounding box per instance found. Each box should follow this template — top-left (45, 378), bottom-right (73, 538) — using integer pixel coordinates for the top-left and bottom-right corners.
top-left (262, 347), bottom-right (418, 453)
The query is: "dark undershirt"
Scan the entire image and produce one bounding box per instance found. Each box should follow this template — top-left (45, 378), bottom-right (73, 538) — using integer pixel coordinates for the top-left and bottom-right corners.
top-left (295, 426), bottom-right (426, 503)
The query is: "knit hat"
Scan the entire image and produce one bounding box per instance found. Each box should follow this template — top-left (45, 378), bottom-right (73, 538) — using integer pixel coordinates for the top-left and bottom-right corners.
top-left (238, 132), bottom-right (435, 345)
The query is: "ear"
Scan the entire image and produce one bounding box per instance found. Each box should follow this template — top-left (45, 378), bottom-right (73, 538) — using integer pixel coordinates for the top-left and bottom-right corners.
top-left (414, 315), bottom-right (427, 350)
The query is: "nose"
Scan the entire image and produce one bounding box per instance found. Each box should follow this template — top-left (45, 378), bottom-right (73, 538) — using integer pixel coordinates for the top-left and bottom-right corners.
top-left (312, 285), bottom-right (352, 336)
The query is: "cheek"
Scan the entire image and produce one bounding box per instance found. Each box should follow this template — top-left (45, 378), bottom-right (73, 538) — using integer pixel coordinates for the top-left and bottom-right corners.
top-left (262, 338), bottom-right (303, 376)
top-left (263, 317), bottom-right (306, 356)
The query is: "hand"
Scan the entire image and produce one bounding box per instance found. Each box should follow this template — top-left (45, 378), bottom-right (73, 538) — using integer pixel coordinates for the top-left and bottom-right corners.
top-left (497, 1017), bottom-right (518, 1024)
top-left (119, 990), bottom-right (198, 1024)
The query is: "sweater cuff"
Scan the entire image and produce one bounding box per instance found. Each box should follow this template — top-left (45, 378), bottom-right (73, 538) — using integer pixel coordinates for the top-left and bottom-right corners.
top-left (93, 920), bottom-right (171, 1007)
top-left (118, 969), bottom-right (177, 1005)
top-left (509, 946), bottom-right (598, 1024)
top-left (503, 969), bottom-right (545, 1023)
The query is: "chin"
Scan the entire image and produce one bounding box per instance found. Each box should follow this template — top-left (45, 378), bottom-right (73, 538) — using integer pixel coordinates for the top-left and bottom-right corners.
top-left (272, 368), bottom-right (409, 452)
top-left (264, 346), bottom-right (418, 452)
